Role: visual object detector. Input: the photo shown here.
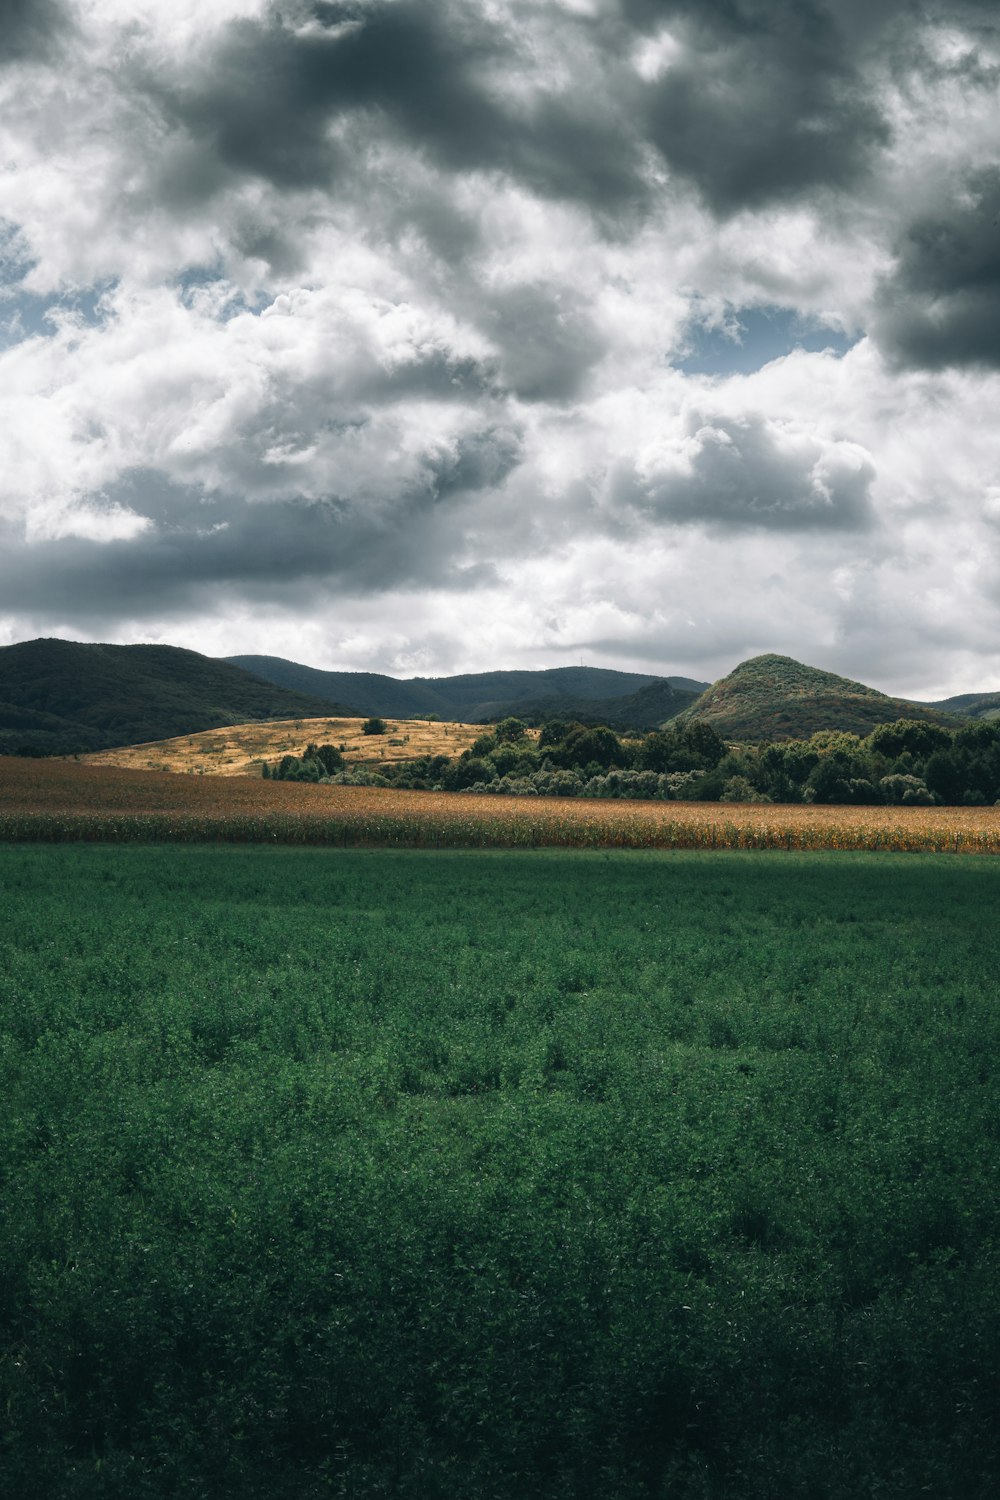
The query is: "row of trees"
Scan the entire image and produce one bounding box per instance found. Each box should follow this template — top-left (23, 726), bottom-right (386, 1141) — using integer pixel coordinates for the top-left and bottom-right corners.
top-left (724, 718), bottom-right (1000, 807)
top-left (267, 715), bottom-right (1000, 805)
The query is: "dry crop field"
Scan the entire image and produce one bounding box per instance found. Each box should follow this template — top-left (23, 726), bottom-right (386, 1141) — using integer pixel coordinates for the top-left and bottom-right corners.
top-left (78, 715), bottom-right (499, 776)
top-left (3, 756), bottom-right (1000, 852)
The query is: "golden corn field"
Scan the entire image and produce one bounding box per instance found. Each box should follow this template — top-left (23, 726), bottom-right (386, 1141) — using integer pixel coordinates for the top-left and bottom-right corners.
top-left (3, 756), bottom-right (1000, 852)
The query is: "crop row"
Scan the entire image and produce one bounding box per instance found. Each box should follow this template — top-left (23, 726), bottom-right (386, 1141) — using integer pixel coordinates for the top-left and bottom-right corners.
top-left (3, 757), bottom-right (1000, 852)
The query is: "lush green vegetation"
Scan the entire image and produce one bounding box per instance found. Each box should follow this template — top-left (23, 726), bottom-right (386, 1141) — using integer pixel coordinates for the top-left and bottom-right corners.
top-left (2, 844), bottom-right (999, 1498)
top-left (676, 654), bottom-right (957, 740)
top-left (264, 742), bottom-right (345, 782)
top-left (306, 713), bottom-right (1000, 806)
top-left (0, 639), bottom-right (353, 756)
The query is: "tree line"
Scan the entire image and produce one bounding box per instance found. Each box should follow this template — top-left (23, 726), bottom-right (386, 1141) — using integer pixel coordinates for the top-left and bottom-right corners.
top-left (265, 715), bottom-right (1000, 805)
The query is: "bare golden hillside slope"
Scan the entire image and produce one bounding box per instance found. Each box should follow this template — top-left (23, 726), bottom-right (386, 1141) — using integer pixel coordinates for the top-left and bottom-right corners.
top-left (80, 717), bottom-right (499, 777)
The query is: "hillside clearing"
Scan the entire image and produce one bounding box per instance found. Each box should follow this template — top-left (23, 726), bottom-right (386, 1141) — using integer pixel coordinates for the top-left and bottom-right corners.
top-left (77, 716), bottom-right (503, 776)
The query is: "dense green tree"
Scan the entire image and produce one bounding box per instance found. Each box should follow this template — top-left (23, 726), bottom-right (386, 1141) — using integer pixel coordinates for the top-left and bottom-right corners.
top-left (924, 750), bottom-right (965, 803)
top-left (865, 719), bottom-right (952, 760)
top-left (493, 716), bottom-right (528, 743)
top-left (639, 723), bottom-right (726, 774)
top-left (954, 720), bottom-right (1000, 755)
top-left (805, 757), bottom-right (860, 804)
top-left (442, 756), bottom-right (496, 791)
top-left (682, 721), bottom-right (728, 767)
top-left (638, 731), bottom-right (674, 773)
top-left (490, 744), bottom-right (539, 778)
top-left (313, 743), bottom-right (344, 775)
top-left (560, 725), bottom-right (626, 771)
top-left (538, 719), bottom-right (570, 750)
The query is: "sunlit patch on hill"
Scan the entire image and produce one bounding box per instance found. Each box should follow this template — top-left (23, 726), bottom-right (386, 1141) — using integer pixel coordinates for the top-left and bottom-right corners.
top-left (79, 717), bottom-right (508, 777)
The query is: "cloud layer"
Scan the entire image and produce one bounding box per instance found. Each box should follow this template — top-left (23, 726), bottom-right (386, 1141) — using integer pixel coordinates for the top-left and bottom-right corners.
top-left (1, 0), bottom-right (999, 696)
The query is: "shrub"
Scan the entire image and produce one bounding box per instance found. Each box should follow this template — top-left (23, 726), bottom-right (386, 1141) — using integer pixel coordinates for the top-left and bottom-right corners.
top-left (721, 775), bottom-right (771, 804)
top-left (879, 774), bottom-right (935, 806)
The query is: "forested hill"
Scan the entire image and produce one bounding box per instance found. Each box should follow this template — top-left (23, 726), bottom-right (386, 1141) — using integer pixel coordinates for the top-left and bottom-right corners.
top-left (926, 690), bottom-right (1000, 723)
top-left (225, 655), bottom-right (709, 725)
top-left (477, 679), bottom-right (703, 732)
top-left (0, 639), bottom-right (356, 755)
top-left (679, 654), bottom-right (961, 740)
top-left (3, 637), bottom-right (991, 757)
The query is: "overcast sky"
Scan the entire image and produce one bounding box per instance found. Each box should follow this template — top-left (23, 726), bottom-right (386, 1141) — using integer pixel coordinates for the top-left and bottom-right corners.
top-left (1, 0), bottom-right (999, 696)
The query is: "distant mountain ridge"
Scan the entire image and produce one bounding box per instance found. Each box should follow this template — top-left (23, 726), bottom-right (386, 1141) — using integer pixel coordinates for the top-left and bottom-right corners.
top-left (677, 654), bottom-right (962, 740)
top-left (470, 680), bottom-right (703, 733)
top-left (0, 639), bottom-right (357, 755)
top-left (224, 655), bottom-right (709, 726)
top-left (924, 690), bottom-right (1000, 722)
top-left (1, 638), bottom-right (995, 758)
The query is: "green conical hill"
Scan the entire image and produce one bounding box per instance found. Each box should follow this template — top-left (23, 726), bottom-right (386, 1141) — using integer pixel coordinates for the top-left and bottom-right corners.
top-left (679, 654), bottom-right (958, 741)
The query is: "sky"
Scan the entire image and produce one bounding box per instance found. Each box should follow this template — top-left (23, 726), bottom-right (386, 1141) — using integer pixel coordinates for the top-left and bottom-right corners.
top-left (1, 0), bottom-right (999, 698)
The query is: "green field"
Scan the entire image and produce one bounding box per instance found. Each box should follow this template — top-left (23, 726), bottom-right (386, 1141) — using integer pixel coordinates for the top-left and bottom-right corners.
top-left (2, 845), bottom-right (999, 1498)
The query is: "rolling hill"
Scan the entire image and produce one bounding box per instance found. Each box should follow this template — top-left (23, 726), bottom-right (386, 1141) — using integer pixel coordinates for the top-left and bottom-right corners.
top-left (925, 690), bottom-right (1000, 723)
top-left (477, 679), bottom-right (702, 731)
top-left (80, 715), bottom-right (491, 778)
top-left (3, 637), bottom-right (995, 759)
top-left (0, 639), bottom-right (357, 755)
top-left (224, 656), bottom-right (709, 726)
top-left (679, 654), bottom-right (962, 741)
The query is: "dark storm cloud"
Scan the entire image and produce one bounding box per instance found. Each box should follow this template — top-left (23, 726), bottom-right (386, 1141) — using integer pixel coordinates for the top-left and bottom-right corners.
top-left (1, 429), bottom-right (522, 622)
top-left (632, 1), bottom-right (891, 213)
top-left (629, 412), bottom-right (875, 532)
top-left (627, 1), bottom-right (995, 215)
top-left (427, 426), bottom-right (524, 498)
top-left (0, 495), bottom-right (491, 622)
top-left (128, 0), bottom-right (1000, 250)
top-left (643, 64), bottom-right (885, 216)
top-left (623, 0), bottom-right (1000, 46)
top-left (159, 1), bottom-right (645, 214)
top-left (0, 0), bottom-right (69, 64)
top-left (873, 166), bottom-right (1000, 371)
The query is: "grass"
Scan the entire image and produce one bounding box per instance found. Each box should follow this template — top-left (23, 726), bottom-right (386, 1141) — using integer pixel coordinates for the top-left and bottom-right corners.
top-left (1, 843), bottom-right (999, 1498)
top-left (3, 756), bottom-right (1000, 852)
top-left (76, 717), bottom-right (498, 776)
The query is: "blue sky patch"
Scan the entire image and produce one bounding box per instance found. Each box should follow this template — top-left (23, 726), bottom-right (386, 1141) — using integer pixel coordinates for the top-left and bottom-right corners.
top-left (0, 283), bottom-right (114, 348)
top-left (674, 305), bottom-right (859, 376)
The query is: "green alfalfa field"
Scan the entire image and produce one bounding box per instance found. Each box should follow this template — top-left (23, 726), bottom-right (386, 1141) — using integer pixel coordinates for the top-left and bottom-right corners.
top-left (2, 842), bottom-right (999, 1498)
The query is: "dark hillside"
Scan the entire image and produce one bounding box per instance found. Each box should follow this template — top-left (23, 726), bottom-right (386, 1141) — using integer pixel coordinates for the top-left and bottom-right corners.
top-left (224, 656), bottom-right (448, 719)
top-left (483, 679), bottom-right (700, 731)
top-left (226, 655), bottom-right (709, 722)
top-left (0, 639), bottom-right (355, 755)
top-left (926, 690), bottom-right (1000, 722)
top-left (679, 654), bottom-right (959, 740)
